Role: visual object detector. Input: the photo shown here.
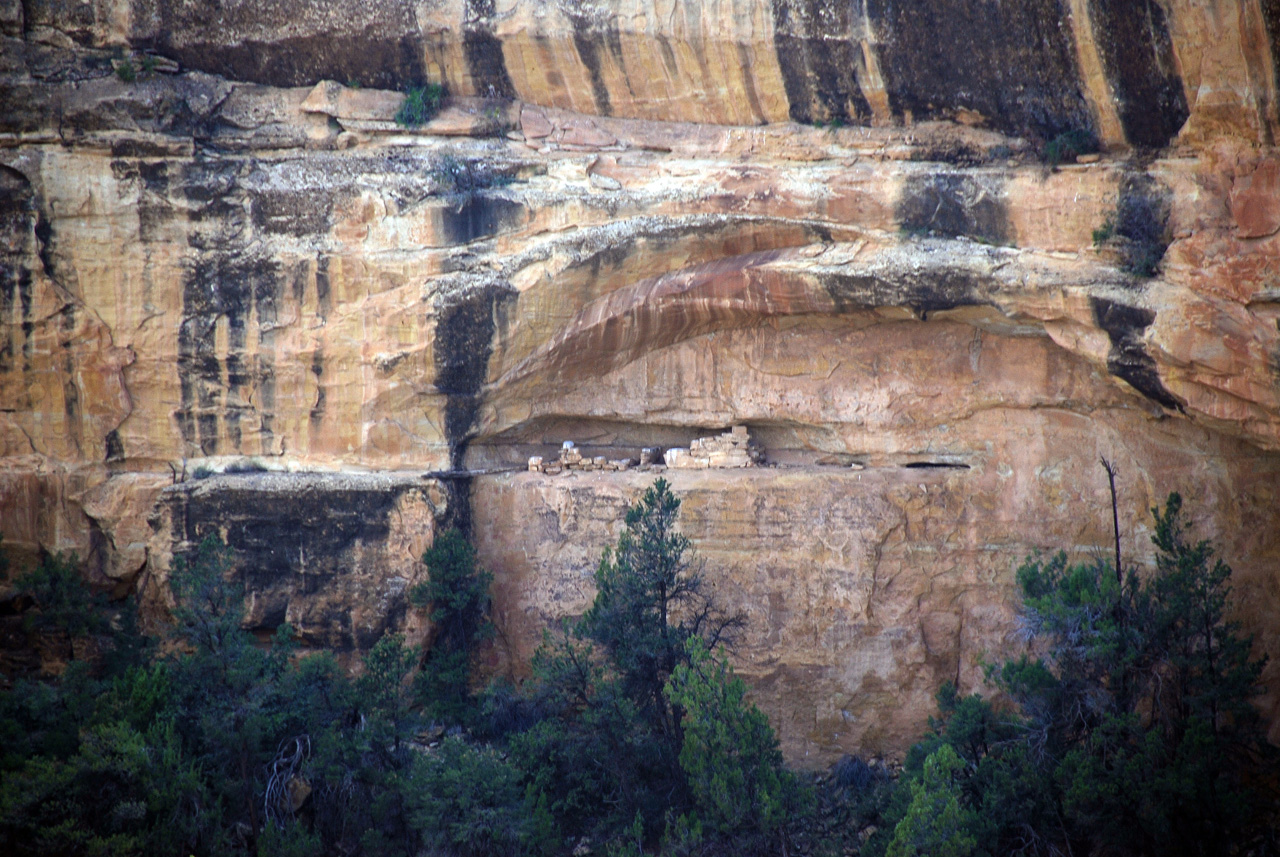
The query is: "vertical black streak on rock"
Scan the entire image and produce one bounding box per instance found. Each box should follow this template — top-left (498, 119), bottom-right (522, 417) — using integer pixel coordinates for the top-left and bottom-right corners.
top-left (17, 268), bottom-right (32, 369)
top-left (443, 475), bottom-right (475, 540)
top-left (0, 270), bottom-right (13, 373)
top-left (736, 44), bottom-right (767, 124)
top-left (0, 165), bottom-right (35, 373)
top-left (255, 262), bottom-right (290, 451)
top-left (1087, 0), bottom-right (1189, 148)
top-left (225, 286), bottom-right (247, 452)
top-left (656, 34), bottom-right (680, 79)
top-left (772, 0), bottom-right (872, 124)
top-left (1112, 172), bottom-right (1172, 277)
top-left (463, 0), bottom-right (516, 98)
top-left (177, 157), bottom-right (283, 457)
top-left (1091, 297), bottom-right (1184, 411)
top-left (309, 346), bottom-right (325, 425)
top-left (55, 304), bottom-right (81, 455)
top-left (135, 161), bottom-right (170, 243)
top-left (440, 196), bottom-right (525, 246)
top-left (433, 282), bottom-right (517, 472)
top-left (865, 0), bottom-right (1093, 140)
top-left (570, 15), bottom-right (613, 116)
top-left (314, 255), bottom-right (331, 321)
top-left (32, 210), bottom-right (56, 284)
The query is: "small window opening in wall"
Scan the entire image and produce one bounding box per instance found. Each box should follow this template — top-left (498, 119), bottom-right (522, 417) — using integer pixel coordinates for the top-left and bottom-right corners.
top-left (904, 461), bottom-right (970, 469)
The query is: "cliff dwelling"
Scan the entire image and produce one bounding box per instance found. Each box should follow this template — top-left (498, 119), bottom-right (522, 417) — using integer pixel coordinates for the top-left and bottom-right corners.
top-left (1, 5), bottom-right (1280, 849)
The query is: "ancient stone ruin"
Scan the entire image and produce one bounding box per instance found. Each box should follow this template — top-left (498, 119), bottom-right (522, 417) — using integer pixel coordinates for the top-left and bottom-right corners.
top-left (527, 441), bottom-right (635, 475)
top-left (662, 426), bottom-right (762, 469)
top-left (3, 0), bottom-right (1280, 765)
top-left (526, 427), bottom-right (762, 474)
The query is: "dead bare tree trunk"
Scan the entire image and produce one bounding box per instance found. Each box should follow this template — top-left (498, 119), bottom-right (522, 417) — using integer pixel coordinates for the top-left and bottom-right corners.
top-left (1100, 457), bottom-right (1121, 583)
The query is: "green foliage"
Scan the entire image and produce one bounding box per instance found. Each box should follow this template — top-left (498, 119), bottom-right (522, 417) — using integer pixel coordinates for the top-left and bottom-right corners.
top-left (168, 536), bottom-right (249, 651)
top-left (0, 719), bottom-right (212, 857)
top-left (357, 632), bottom-right (421, 749)
top-left (664, 637), bottom-right (796, 849)
top-left (511, 480), bottom-right (789, 853)
top-left (15, 551), bottom-right (104, 638)
top-left (1043, 128), bottom-right (1098, 166)
top-left (411, 529), bottom-right (494, 721)
top-left (886, 745), bottom-right (977, 857)
top-left (408, 736), bottom-right (558, 856)
top-left (256, 820), bottom-right (321, 857)
top-left (0, 532), bottom-right (531, 856)
top-left (395, 82), bottom-right (445, 127)
top-left (871, 492), bottom-right (1272, 857)
top-left (1091, 213), bottom-right (1115, 247)
top-left (581, 478), bottom-right (741, 738)
top-left (0, 593), bottom-right (213, 857)
top-left (114, 58), bottom-right (136, 83)
top-left (513, 632), bottom-right (663, 841)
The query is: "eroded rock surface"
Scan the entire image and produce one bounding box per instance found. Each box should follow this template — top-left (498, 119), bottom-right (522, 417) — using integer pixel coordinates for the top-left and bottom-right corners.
top-left (2, 0), bottom-right (1279, 761)
top-left (147, 472), bottom-right (449, 657)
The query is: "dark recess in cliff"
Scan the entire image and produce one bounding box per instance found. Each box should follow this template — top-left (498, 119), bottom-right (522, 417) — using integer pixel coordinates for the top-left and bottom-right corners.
top-left (162, 477), bottom-right (424, 650)
top-left (463, 0), bottom-right (516, 98)
top-left (897, 173), bottom-right (1009, 245)
top-left (1091, 297), bottom-right (1183, 411)
top-left (823, 267), bottom-right (986, 319)
top-left (439, 195), bottom-right (526, 246)
top-left (1087, 0), bottom-right (1188, 148)
top-left (1111, 172), bottom-right (1173, 277)
top-left (434, 281), bottom-right (517, 471)
top-left (134, 30), bottom-right (427, 90)
top-left (771, 0), bottom-right (872, 125)
top-left (104, 429), bottom-right (124, 463)
top-left (865, 0), bottom-right (1095, 141)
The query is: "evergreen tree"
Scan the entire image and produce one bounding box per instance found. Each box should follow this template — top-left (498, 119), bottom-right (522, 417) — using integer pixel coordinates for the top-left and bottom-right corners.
top-left (512, 478), bottom-right (785, 852)
top-left (410, 529), bottom-right (494, 722)
top-left (664, 637), bottom-right (797, 852)
top-left (580, 478), bottom-right (742, 739)
top-left (885, 745), bottom-right (978, 857)
top-left (869, 492), bottom-right (1273, 857)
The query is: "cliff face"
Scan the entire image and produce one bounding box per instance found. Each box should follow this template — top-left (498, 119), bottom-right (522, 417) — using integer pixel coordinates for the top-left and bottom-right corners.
top-left (2, 0), bottom-right (1280, 762)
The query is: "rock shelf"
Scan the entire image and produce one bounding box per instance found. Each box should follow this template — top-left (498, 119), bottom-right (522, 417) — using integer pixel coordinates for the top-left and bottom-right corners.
top-left (527, 427), bottom-right (762, 475)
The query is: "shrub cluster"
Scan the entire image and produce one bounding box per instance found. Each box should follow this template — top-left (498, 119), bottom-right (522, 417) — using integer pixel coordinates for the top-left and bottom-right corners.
top-left (1042, 128), bottom-right (1099, 167)
top-left (395, 83), bottom-right (445, 128)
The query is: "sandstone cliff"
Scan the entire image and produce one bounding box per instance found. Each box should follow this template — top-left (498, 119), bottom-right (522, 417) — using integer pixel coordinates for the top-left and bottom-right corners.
top-left (2, 0), bottom-right (1279, 762)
